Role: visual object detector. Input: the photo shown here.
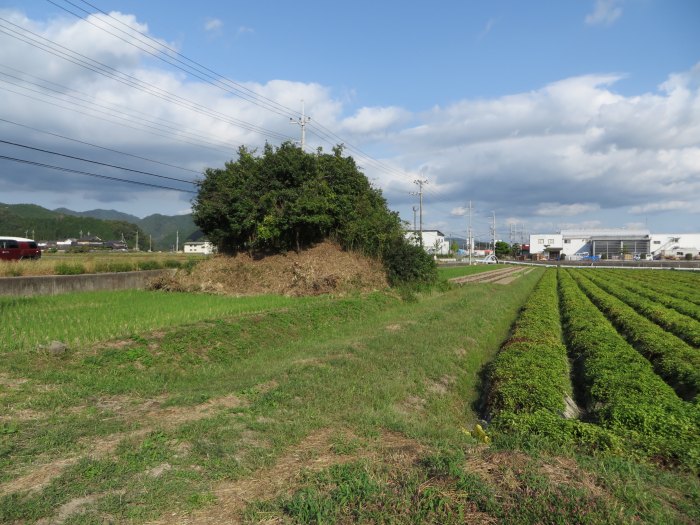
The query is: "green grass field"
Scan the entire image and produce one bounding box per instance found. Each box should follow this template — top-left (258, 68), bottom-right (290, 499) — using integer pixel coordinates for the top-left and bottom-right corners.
top-left (1, 268), bottom-right (698, 524)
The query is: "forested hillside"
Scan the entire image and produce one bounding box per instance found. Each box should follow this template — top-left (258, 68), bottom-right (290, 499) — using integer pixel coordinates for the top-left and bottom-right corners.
top-left (0, 203), bottom-right (196, 249)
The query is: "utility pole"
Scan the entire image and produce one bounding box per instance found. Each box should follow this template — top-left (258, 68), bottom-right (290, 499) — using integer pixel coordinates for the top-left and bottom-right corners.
top-left (176, 230), bottom-right (179, 253)
top-left (468, 201), bottom-right (473, 265)
top-left (135, 230), bottom-right (139, 251)
top-left (149, 235), bottom-right (152, 252)
top-left (410, 178), bottom-right (428, 249)
top-left (412, 206), bottom-right (418, 236)
top-left (491, 211), bottom-right (496, 253)
top-left (289, 99), bottom-right (311, 150)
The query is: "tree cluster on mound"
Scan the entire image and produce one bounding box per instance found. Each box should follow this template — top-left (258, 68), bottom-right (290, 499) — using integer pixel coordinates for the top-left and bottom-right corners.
top-left (192, 143), bottom-right (436, 285)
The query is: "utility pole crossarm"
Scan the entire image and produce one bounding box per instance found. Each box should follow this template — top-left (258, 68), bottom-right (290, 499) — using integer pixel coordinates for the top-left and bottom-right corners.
top-left (290, 100), bottom-right (311, 150)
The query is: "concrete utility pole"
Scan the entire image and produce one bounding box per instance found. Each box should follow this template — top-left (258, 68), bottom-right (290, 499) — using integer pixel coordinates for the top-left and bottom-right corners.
top-left (290, 100), bottom-right (311, 150)
top-left (411, 179), bottom-right (428, 248)
top-left (467, 201), bottom-right (473, 265)
top-left (491, 211), bottom-right (496, 253)
top-left (176, 230), bottom-right (179, 253)
top-left (412, 206), bottom-right (418, 233)
top-left (135, 230), bottom-right (139, 251)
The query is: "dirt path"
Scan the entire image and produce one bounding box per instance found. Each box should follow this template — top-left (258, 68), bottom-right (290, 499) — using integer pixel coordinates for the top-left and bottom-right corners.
top-left (449, 266), bottom-right (525, 285)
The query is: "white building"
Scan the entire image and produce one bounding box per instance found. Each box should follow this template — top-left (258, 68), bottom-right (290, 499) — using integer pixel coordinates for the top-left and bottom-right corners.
top-left (650, 234), bottom-right (700, 259)
top-left (183, 241), bottom-right (216, 255)
top-left (405, 230), bottom-right (450, 255)
top-left (529, 229), bottom-right (700, 260)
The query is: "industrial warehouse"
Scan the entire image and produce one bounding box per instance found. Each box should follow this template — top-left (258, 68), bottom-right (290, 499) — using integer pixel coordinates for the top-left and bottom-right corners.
top-left (528, 230), bottom-right (700, 261)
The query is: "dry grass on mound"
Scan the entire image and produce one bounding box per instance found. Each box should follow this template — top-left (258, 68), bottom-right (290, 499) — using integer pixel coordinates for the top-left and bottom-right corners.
top-left (152, 241), bottom-right (388, 296)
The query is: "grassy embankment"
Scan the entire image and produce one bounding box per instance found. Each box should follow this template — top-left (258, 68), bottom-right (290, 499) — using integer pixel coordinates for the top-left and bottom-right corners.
top-left (1, 267), bottom-right (699, 523)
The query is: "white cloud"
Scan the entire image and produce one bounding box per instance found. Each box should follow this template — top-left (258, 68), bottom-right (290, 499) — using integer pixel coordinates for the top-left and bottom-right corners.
top-left (204, 18), bottom-right (223, 32)
top-left (340, 106), bottom-right (411, 135)
top-left (450, 206), bottom-right (467, 216)
top-left (535, 203), bottom-right (601, 217)
top-left (585, 0), bottom-right (623, 26)
top-left (628, 201), bottom-right (695, 214)
top-left (237, 26), bottom-right (254, 35)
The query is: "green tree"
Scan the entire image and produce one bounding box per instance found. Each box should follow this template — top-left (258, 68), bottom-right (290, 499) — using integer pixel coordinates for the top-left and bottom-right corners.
top-left (495, 241), bottom-right (511, 259)
top-left (192, 143), bottom-right (437, 285)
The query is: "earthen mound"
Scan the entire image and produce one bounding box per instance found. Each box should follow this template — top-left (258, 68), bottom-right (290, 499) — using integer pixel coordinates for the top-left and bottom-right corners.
top-left (152, 241), bottom-right (388, 296)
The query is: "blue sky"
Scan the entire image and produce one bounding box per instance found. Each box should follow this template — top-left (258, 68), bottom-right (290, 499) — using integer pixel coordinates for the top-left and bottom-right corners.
top-left (1, 0), bottom-right (699, 239)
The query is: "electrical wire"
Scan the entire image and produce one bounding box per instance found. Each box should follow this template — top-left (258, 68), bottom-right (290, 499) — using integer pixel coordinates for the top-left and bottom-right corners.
top-left (0, 139), bottom-right (197, 185)
top-left (0, 79), bottom-right (240, 155)
top-left (52, 0), bottom-right (299, 119)
top-left (0, 154), bottom-right (196, 193)
top-left (5, 2), bottom-right (427, 196)
top-left (0, 117), bottom-right (203, 175)
top-left (45, 0), bottom-right (421, 184)
top-left (0, 17), bottom-right (295, 142)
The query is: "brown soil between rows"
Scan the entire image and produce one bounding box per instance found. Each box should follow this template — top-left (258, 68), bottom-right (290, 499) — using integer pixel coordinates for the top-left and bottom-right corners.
top-left (152, 241), bottom-right (388, 296)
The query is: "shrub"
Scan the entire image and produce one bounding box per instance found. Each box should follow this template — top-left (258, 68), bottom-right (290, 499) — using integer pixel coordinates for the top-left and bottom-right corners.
top-left (382, 237), bottom-right (437, 286)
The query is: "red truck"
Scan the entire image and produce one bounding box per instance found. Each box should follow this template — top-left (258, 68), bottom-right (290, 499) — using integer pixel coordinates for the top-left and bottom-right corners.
top-left (0, 237), bottom-right (42, 260)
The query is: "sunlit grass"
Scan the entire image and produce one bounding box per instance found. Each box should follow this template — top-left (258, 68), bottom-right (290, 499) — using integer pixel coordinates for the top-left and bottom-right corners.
top-left (0, 290), bottom-right (307, 352)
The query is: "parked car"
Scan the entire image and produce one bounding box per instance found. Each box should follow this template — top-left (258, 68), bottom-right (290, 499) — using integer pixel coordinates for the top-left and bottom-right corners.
top-left (0, 237), bottom-right (42, 260)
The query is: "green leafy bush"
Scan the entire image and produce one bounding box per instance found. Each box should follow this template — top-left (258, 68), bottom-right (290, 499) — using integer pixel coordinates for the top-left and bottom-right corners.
top-left (381, 237), bottom-right (437, 286)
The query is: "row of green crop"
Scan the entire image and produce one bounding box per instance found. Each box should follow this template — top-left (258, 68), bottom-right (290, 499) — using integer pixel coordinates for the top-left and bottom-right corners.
top-left (596, 269), bottom-right (700, 323)
top-left (557, 269), bottom-right (700, 470)
top-left (570, 270), bottom-right (700, 400)
top-left (489, 268), bottom-right (700, 472)
top-left (485, 269), bottom-right (572, 417)
top-left (627, 270), bottom-right (700, 307)
top-left (576, 270), bottom-right (700, 348)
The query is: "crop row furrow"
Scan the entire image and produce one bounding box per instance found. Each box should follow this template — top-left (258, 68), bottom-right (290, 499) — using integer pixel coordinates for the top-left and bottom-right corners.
top-left (557, 269), bottom-right (699, 469)
top-left (485, 269), bottom-right (573, 418)
top-left (577, 270), bottom-right (700, 348)
top-left (596, 270), bottom-right (700, 322)
top-left (569, 270), bottom-right (700, 400)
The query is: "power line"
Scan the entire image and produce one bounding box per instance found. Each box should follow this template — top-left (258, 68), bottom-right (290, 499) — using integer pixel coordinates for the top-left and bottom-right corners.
top-left (0, 139), bottom-right (197, 185)
top-left (54, 0), bottom-right (299, 119)
top-left (0, 79), bottom-right (239, 155)
top-left (0, 154), bottom-right (196, 193)
top-left (0, 117), bottom-right (203, 175)
top-left (0, 17), bottom-right (294, 142)
top-left (5, 3), bottom-right (423, 193)
top-left (44, 1), bottom-right (421, 184)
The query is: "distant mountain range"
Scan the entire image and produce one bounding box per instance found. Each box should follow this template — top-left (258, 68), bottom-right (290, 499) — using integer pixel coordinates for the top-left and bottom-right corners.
top-left (0, 203), bottom-right (199, 250)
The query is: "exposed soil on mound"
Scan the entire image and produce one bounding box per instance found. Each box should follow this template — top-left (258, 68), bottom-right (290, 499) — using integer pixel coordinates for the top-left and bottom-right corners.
top-left (151, 241), bottom-right (388, 296)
